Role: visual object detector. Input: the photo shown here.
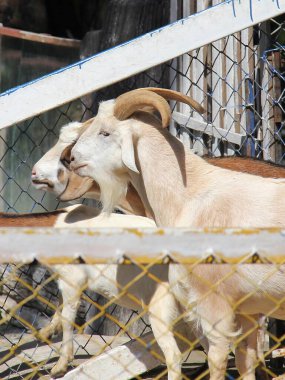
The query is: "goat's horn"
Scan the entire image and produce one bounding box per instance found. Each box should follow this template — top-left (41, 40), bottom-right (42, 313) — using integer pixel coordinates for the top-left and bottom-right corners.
top-left (80, 116), bottom-right (96, 134)
top-left (138, 87), bottom-right (205, 114)
top-left (114, 89), bottom-right (171, 128)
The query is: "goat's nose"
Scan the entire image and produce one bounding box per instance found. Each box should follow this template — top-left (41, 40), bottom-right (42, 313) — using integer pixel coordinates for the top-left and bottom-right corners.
top-left (31, 168), bottom-right (37, 177)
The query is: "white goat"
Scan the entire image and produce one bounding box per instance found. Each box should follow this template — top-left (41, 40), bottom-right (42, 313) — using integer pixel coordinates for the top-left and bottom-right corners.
top-left (33, 93), bottom-right (284, 380)
top-left (31, 105), bottom-right (203, 379)
top-left (70, 88), bottom-right (285, 380)
top-left (32, 117), bottom-right (285, 207)
top-left (33, 90), bottom-right (285, 379)
top-left (32, 119), bottom-right (149, 217)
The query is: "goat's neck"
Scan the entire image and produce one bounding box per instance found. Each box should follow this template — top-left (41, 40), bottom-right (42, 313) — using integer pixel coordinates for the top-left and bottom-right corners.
top-left (124, 184), bottom-right (149, 217)
top-left (129, 127), bottom-right (207, 226)
top-left (85, 181), bottom-right (148, 216)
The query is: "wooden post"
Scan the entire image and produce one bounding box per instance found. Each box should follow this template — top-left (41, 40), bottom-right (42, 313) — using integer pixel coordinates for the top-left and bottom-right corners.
top-left (169, 0), bottom-right (179, 137)
top-left (259, 21), bottom-right (276, 161)
top-left (80, 30), bottom-right (102, 120)
top-left (237, 27), bottom-right (254, 149)
top-left (170, 0), bottom-right (210, 153)
top-left (272, 51), bottom-right (283, 163)
top-left (91, 0), bottom-right (170, 113)
top-left (223, 33), bottom-right (236, 154)
top-left (211, 0), bottom-right (224, 156)
top-left (0, 22), bottom-right (4, 211)
top-left (190, 0), bottom-right (209, 156)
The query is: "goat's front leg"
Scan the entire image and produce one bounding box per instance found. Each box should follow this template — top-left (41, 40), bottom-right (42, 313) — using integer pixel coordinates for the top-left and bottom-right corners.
top-left (148, 282), bottom-right (183, 380)
top-left (50, 279), bottom-right (81, 378)
top-left (38, 293), bottom-right (63, 341)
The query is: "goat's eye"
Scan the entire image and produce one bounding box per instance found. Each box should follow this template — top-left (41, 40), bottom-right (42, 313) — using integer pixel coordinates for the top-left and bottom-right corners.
top-left (99, 131), bottom-right (110, 137)
top-left (61, 157), bottom-right (71, 168)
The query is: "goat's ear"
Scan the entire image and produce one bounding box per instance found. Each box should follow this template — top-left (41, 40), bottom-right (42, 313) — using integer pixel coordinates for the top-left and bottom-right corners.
top-left (121, 130), bottom-right (139, 174)
top-left (60, 143), bottom-right (75, 168)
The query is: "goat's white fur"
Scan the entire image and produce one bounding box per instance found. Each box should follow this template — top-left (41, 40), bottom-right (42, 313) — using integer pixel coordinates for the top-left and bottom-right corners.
top-left (32, 133), bottom-right (192, 380)
top-left (33, 117), bottom-right (269, 380)
top-left (33, 117), bottom-right (276, 380)
top-left (70, 99), bottom-right (285, 380)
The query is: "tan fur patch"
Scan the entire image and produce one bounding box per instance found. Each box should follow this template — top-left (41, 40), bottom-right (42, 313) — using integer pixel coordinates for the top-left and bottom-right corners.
top-left (207, 156), bottom-right (285, 178)
top-left (0, 210), bottom-right (66, 227)
top-left (59, 172), bottom-right (94, 201)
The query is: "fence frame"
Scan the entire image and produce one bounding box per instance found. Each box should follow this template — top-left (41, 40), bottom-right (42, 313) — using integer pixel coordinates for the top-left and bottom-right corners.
top-left (0, 227), bottom-right (284, 265)
top-left (0, 0), bottom-right (284, 130)
top-left (1, 2), bottom-right (285, 379)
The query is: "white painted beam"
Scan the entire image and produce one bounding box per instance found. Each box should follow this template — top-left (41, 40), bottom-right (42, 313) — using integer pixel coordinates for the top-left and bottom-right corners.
top-left (0, 0), bottom-right (284, 129)
top-left (0, 227), bottom-right (284, 264)
top-left (61, 332), bottom-right (162, 380)
top-left (173, 111), bottom-right (245, 146)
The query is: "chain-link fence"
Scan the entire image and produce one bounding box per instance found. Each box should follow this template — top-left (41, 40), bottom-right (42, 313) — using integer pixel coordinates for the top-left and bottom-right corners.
top-left (1, 229), bottom-right (285, 380)
top-left (1, 18), bottom-right (285, 213)
top-left (1, 1), bottom-right (285, 379)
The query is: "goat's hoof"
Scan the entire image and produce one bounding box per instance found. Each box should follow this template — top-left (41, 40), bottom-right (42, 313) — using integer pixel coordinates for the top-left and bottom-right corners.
top-left (50, 361), bottom-right (68, 378)
top-left (256, 368), bottom-right (270, 380)
top-left (36, 327), bottom-right (52, 341)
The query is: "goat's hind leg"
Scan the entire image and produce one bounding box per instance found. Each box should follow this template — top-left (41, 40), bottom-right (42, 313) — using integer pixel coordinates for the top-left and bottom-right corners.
top-left (235, 314), bottom-right (257, 380)
top-left (199, 299), bottom-right (237, 380)
top-left (148, 282), bottom-right (183, 380)
top-left (50, 279), bottom-right (81, 378)
top-left (235, 314), bottom-right (269, 380)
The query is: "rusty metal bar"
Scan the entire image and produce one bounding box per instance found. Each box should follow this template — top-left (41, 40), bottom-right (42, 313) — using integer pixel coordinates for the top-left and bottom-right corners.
top-left (0, 25), bottom-right (80, 48)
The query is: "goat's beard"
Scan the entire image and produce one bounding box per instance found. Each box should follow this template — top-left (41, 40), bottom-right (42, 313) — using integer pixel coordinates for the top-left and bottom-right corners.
top-left (99, 177), bottom-right (128, 214)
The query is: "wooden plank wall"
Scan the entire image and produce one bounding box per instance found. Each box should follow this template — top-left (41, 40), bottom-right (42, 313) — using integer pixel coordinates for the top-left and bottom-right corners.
top-left (208, 0), bottom-right (254, 157)
top-left (190, 0), bottom-right (209, 155)
top-left (211, 0), bottom-right (225, 155)
top-left (0, 29), bottom-right (4, 211)
top-left (172, 0), bottom-right (280, 159)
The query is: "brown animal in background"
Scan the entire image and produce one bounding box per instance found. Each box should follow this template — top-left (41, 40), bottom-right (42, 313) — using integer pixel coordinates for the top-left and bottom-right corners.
top-left (0, 210), bottom-right (65, 227)
top-left (207, 156), bottom-right (285, 179)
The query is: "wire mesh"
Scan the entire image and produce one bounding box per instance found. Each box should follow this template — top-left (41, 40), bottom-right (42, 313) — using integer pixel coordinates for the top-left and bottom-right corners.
top-left (0, 10), bottom-right (285, 380)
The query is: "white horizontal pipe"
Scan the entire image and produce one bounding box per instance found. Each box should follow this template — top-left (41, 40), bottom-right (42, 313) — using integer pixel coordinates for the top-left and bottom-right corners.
top-left (173, 112), bottom-right (246, 146)
top-left (0, 0), bottom-right (284, 129)
top-left (0, 227), bottom-right (284, 264)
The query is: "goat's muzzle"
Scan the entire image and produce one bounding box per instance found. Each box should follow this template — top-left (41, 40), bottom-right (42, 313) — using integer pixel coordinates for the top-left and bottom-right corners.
top-left (31, 179), bottom-right (54, 189)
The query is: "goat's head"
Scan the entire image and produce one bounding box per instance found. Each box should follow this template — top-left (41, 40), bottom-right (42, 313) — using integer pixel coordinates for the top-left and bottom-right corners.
top-left (31, 120), bottom-right (95, 199)
top-left (70, 88), bottom-right (205, 211)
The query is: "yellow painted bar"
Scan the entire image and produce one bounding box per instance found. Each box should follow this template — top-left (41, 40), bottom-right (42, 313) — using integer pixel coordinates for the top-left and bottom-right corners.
top-left (0, 227), bottom-right (285, 265)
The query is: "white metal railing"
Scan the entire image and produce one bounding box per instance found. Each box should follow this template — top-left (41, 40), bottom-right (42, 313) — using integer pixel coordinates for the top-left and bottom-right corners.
top-left (0, 0), bottom-right (284, 130)
top-left (0, 227), bottom-right (284, 264)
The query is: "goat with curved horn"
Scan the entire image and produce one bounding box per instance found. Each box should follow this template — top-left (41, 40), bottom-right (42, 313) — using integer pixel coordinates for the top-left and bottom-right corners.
top-left (140, 87), bottom-right (206, 114)
top-left (114, 89), bottom-right (171, 128)
top-left (114, 87), bottom-right (205, 128)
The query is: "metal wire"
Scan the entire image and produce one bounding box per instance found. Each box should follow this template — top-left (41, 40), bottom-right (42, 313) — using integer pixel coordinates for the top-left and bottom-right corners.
top-left (0, 14), bottom-right (285, 380)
